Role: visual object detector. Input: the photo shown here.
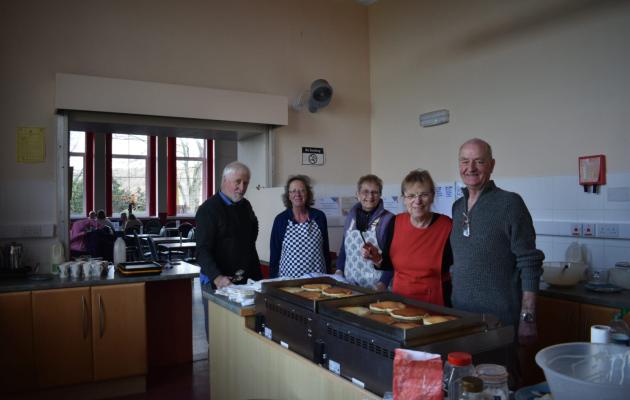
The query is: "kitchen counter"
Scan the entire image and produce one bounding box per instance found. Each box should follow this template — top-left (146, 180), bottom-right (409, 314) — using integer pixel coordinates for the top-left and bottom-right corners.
top-left (202, 285), bottom-right (256, 316)
top-left (539, 282), bottom-right (630, 310)
top-left (0, 261), bottom-right (199, 293)
top-left (206, 291), bottom-right (381, 400)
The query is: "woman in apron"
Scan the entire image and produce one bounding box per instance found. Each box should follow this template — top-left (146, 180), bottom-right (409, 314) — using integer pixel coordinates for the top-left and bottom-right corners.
top-left (335, 175), bottom-right (394, 291)
top-left (269, 175), bottom-right (331, 278)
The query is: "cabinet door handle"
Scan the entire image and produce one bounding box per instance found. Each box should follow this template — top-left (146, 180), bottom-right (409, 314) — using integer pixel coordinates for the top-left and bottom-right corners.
top-left (98, 294), bottom-right (105, 338)
top-left (81, 295), bottom-right (89, 339)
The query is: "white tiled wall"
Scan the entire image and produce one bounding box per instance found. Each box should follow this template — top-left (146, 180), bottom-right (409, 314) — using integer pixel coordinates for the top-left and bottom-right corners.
top-left (496, 172), bottom-right (630, 270)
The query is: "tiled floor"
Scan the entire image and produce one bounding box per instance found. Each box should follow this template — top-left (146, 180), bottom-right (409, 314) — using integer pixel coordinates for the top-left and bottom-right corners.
top-left (113, 278), bottom-right (209, 400)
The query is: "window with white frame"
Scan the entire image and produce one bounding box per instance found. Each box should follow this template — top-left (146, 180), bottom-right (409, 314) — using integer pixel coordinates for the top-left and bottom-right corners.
top-left (176, 138), bottom-right (206, 215)
top-left (111, 134), bottom-right (149, 216)
top-left (69, 131), bottom-right (86, 217)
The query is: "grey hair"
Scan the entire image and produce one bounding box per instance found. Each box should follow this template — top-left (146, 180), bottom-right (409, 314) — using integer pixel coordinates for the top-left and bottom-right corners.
top-left (222, 161), bottom-right (251, 180)
top-left (459, 138), bottom-right (493, 160)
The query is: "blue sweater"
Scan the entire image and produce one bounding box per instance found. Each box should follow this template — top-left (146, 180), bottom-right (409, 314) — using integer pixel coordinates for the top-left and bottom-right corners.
top-left (269, 207), bottom-right (331, 278)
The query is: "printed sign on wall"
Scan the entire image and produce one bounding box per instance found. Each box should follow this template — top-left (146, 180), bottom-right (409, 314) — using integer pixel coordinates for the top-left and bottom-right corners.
top-left (302, 147), bottom-right (324, 165)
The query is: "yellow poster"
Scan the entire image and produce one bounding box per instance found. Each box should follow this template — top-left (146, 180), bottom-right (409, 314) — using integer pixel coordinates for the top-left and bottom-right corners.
top-left (17, 127), bottom-right (46, 163)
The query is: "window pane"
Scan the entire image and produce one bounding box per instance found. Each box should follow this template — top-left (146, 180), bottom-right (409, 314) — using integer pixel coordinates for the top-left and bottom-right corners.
top-left (177, 138), bottom-right (205, 158)
top-left (69, 156), bottom-right (84, 216)
top-left (112, 158), bottom-right (147, 215)
top-left (112, 134), bottom-right (148, 156)
top-left (70, 131), bottom-right (85, 153)
top-left (176, 160), bottom-right (203, 214)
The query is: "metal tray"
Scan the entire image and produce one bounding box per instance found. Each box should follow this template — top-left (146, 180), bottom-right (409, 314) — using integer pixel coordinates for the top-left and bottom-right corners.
top-left (260, 277), bottom-right (374, 312)
top-left (318, 292), bottom-right (488, 346)
top-left (116, 261), bottom-right (162, 276)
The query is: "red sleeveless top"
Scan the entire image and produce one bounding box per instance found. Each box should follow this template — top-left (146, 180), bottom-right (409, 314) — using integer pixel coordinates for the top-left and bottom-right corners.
top-left (390, 213), bottom-right (452, 305)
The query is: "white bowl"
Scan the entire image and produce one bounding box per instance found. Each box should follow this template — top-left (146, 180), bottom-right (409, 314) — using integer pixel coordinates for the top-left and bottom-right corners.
top-left (542, 262), bottom-right (587, 287)
top-left (536, 342), bottom-right (630, 400)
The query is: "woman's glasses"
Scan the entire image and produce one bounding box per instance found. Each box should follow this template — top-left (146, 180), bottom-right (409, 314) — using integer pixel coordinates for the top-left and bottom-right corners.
top-left (359, 190), bottom-right (381, 197)
top-left (403, 192), bottom-right (432, 201)
top-left (289, 189), bottom-right (307, 195)
top-left (462, 212), bottom-right (470, 237)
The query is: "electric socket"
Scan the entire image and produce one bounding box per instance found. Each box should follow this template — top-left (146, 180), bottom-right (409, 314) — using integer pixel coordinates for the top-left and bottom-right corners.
top-left (597, 223), bottom-right (620, 238)
top-left (570, 223), bottom-right (582, 236)
top-left (583, 223), bottom-right (595, 237)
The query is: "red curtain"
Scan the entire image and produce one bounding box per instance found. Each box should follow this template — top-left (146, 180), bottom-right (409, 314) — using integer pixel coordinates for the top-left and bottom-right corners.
top-left (85, 132), bottom-right (95, 216)
top-left (167, 137), bottom-right (177, 216)
top-left (105, 134), bottom-right (112, 216)
top-left (207, 139), bottom-right (214, 197)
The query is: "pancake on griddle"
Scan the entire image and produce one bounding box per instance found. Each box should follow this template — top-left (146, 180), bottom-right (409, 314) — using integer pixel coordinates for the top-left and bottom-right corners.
top-left (301, 283), bottom-right (331, 292)
top-left (368, 301), bottom-right (406, 314)
top-left (389, 306), bottom-right (429, 321)
top-left (339, 306), bottom-right (371, 317)
top-left (322, 287), bottom-right (353, 298)
top-left (366, 313), bottom-right (395, 325)
top-left (296, 290), bottom-right (324, 300)
top-left (280, 286), bottom-right (303, 294)
top-left (423, 315), bottom-right (456, 325)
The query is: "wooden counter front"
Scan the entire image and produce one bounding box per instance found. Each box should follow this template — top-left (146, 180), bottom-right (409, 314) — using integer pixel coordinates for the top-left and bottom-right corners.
top-left (208, 300), bottom-right (381, 400)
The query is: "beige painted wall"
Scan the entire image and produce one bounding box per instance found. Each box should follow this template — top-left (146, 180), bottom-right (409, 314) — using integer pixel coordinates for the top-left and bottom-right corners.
top-left (0, 0), bottom-right (370, 265)
top-left (369, 0), bottom-right (630, 184)
top-left (0, 0), bottom-right (370, 193)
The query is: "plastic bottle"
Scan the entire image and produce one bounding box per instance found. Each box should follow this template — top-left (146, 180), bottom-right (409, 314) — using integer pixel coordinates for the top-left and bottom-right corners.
top-left (113, 237), bottom-right (127, 266)
top-left (609, 309), bottom-right (630, 346)
top-left (458, 376), bottom-right (491, 400)
top-left (444, 352), bottom-right (476, 400)
top-left (50, 239), bottom-right (65, 274)
top-left (475, 364), bottom-right (509, 400)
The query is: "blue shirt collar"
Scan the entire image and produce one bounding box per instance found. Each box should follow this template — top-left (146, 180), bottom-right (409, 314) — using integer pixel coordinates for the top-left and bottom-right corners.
top-left (218, 191), bottom-right (234, 206)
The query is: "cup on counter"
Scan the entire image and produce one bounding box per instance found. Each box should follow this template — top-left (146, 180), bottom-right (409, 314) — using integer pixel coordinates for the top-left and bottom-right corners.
top-left (58, 261), bottom-right (73, 278)
top-left (591, 325), bottom-right (611, 344)
top-left (70, 262), bottom-right (83, 278)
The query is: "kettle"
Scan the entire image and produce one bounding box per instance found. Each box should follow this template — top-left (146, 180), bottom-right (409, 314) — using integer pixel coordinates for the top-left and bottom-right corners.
top-left (7, 242), bottom-right (23, 270)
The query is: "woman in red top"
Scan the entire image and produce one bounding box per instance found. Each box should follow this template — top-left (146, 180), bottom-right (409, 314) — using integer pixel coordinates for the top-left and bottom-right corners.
top-left (378, 169), bottom-right (453, 305)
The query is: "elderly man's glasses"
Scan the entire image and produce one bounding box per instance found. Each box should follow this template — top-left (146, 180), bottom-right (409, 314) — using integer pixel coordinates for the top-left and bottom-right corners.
top-left (359, 190), bottom-right (380, 197)
top-left (462, 212), bottom-right (470, 237)
top-left (403, 192), bottom-right (431, 201)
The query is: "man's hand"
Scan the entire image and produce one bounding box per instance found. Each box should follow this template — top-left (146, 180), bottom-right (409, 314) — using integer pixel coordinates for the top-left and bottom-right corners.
top-left (214, 274), bottom-right (232, 289)
top-left (518, 320), bottom-right (538, 345)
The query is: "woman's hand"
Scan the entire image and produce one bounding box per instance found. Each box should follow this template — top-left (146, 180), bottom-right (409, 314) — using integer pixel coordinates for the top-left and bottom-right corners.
top-left (375, 282), bottom-right (387, 292)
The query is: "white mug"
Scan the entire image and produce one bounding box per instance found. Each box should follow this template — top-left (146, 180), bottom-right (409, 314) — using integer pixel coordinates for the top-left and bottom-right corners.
top-left (58, 261), bottom-right (73, 278)
top-left (70, 262), bottom-right (83, 278)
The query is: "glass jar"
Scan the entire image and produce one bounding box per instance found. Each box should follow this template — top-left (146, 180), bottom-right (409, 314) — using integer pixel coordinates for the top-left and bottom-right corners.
top-left (444, 352), bottom-right (476, 399)
top-left (475, 364), bottom-right (509, 400)
top-left (458, 376), bottom-right (491, 400)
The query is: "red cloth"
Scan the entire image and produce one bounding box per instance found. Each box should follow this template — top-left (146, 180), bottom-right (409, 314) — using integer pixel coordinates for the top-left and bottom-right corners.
top-left (393, 349), bottom-right (443, 400)
top-left (390, 213), bottom-right (452, 305)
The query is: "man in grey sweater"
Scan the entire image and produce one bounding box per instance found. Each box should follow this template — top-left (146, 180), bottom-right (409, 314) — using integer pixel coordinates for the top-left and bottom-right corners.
top-left (450, 138), bottom-right (544, 344)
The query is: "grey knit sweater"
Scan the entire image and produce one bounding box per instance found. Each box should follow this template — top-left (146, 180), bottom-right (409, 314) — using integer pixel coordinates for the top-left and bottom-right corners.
top-left (450, 181), bottom-right (544, 326)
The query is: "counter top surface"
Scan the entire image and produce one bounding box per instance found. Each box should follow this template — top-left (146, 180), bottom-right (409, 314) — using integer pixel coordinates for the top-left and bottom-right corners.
top-left (540, 282), bottom-right (630, 309)
top-left (202, 286), bottom-right (256, 316)
top-left (0, 261), bottom-right (200, 293)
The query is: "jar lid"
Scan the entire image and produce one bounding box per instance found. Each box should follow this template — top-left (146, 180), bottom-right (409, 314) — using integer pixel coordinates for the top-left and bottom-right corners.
top-left (461, 376), bottom-right (484, 393)
top-left (447, 352), bottom-right (472, 366)
top-left (475, 363), bottom-right (508, 383)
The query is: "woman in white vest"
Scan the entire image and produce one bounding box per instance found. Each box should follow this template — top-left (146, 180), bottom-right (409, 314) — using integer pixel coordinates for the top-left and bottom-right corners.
top-left (335, 175), bottom-right (394, 291)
